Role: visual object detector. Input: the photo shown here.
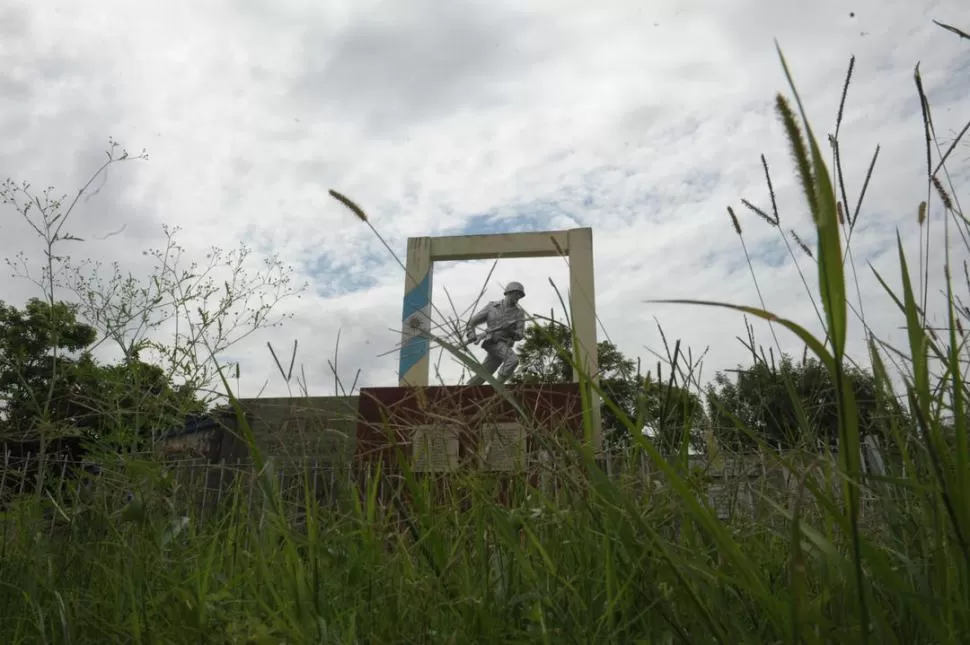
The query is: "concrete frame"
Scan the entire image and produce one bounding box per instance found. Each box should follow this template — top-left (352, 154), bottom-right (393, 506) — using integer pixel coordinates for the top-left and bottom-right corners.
top-left (397, 227), bottom-right (601, 449)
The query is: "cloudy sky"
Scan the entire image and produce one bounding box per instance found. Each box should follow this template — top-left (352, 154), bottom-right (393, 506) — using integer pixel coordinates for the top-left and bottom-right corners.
top-left (1, 0), bottom-right (968, 400)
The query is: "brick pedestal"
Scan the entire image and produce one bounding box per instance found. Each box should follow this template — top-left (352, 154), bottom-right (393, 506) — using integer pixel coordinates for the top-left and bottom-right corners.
top-left (354, 383), bottom-right (586, 507)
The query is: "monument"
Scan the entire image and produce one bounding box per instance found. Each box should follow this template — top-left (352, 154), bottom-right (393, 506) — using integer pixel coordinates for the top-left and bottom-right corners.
top-left (354, 228), bottom-right (601, 479)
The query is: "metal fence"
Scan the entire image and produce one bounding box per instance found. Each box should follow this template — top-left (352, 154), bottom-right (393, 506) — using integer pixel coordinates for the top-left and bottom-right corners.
top-left (0, 446), bottom-right (882, 528)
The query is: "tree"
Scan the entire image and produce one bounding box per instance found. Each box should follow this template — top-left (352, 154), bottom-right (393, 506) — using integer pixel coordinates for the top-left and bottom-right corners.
top-left (70, 354), bottom-right (206, 444)
top-left (0, 298), bottom-right (97, 436)
top-left (705, 352), bottom-right (901, 453)
top-left (510, 320), bottom-right (706, 453)
top-left (0, 297), bottom-right (204, 445)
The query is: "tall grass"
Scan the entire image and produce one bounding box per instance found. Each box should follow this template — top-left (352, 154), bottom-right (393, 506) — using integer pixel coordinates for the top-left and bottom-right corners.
top-left (2, 37), bottom-right (970, 643)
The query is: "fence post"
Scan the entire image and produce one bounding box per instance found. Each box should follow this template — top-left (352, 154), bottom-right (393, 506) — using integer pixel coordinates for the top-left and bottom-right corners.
top-left (0, 450), bottom-right (10, 506)
top-left (17, 452), bottom-right (32, 498)
top-left (215, 459), bottom-right (227, 510)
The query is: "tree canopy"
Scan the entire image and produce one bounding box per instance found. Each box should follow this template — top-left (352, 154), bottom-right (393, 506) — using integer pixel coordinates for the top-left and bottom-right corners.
top-left (704, 353), bottom-right (902, 453)
top-left (0, 297), bottom-right (204, 445)
top-left (510, 320), bottom-right (904, 456)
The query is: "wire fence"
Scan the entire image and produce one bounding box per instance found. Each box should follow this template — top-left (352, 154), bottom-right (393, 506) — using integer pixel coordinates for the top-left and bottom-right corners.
top-left (0, 444), bottom-right (884, 531)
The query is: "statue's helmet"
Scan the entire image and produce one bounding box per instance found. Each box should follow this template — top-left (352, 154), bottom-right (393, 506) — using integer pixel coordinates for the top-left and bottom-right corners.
top-left (504, 281), bottom-right (525, 298)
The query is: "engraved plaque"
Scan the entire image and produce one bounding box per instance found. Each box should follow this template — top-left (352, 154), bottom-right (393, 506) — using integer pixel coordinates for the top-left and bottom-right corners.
top-left (480, 422), bottom-right (526, 471)
top-left (412, 425), bottom-right (460, 472)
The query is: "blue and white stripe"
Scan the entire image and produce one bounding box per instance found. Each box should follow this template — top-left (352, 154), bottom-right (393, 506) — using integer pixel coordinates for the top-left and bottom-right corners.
top-left (399, 269), bottom-right (433, 385)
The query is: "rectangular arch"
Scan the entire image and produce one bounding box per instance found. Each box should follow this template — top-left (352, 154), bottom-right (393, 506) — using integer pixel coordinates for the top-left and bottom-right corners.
top-left (398, 227), bottom-right (601, 449)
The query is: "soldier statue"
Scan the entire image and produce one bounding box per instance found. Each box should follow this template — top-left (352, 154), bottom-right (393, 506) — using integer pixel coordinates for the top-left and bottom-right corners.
top-left (464, 281), bottom-right (526, 386)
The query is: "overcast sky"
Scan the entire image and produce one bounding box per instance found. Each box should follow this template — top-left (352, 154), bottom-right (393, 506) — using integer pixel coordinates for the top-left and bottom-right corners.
top-left (1, 0), bottom-right (968, 400)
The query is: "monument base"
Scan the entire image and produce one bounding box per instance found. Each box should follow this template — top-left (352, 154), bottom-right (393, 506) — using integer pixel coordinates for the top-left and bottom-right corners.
top-left (354, 383), bottom-right (586, 507)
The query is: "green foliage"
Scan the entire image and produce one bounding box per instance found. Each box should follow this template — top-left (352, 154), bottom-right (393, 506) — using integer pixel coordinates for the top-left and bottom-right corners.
top-left (0, 297), bottom-right (204, 443)
top-left (705, 353), bottom-right (904, 452)
top-left (74, 355), bottom-right (207, 443)
top-left (0, 298), bottom-right (98, 435)
top-left (0, 464), bottom-right (798, 644)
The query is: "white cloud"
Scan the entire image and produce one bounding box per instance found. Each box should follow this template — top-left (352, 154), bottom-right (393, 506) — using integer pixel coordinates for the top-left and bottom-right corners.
top-left (1, 0), bottom-right (968, 402)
